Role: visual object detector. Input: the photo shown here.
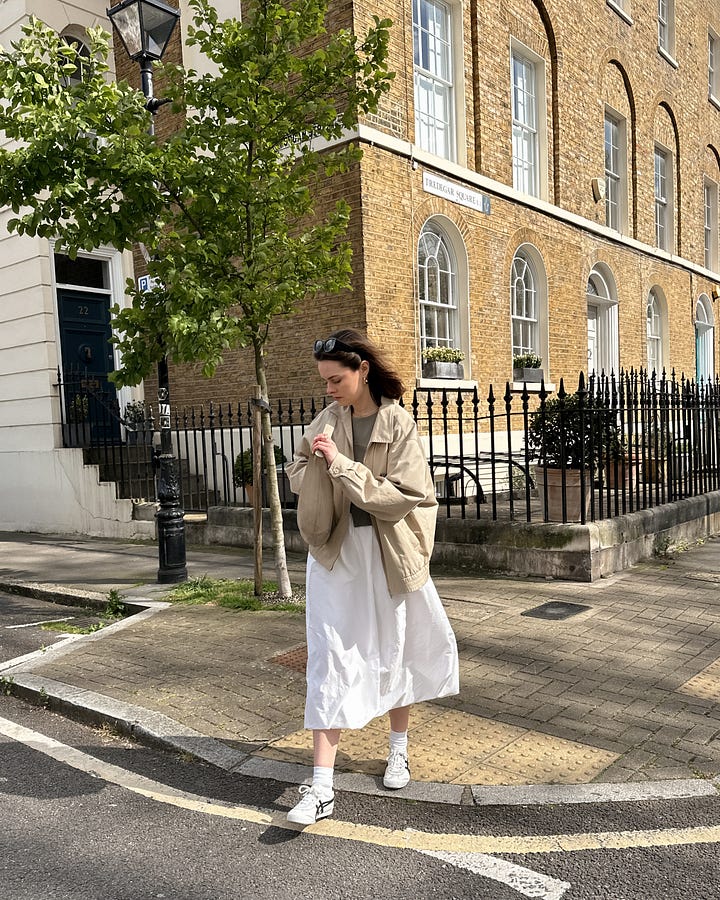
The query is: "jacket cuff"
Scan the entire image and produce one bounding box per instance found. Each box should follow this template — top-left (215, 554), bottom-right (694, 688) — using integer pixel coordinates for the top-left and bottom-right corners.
top-left (328, 452), bottom-right (354, 478)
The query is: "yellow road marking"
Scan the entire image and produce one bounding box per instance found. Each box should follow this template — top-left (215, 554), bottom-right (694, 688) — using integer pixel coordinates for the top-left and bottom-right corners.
top-left (2, 714), bottom-right (720, 857)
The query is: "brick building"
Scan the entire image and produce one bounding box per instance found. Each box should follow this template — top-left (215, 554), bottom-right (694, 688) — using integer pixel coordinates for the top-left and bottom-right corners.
top-left (1, 0), bottom-right (719, 536)
top-left (160, 0), bottom-right (720, 405)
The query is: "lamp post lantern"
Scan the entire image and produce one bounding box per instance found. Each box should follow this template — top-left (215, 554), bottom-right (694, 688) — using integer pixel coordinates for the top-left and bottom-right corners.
top-left (107, 0), bottom-right (187, 584)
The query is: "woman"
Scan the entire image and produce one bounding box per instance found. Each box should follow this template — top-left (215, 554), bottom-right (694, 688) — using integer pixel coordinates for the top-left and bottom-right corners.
top-left (285, 329), bottom-right (459, 826)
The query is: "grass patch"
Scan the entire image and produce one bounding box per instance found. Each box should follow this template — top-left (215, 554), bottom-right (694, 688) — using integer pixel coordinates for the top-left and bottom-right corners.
top-left (40, 588), bottom-right (130, 635)
top-left (167, 576), bottom-right (305, 611)
top-left (41, 620), bottom-right (106, 634)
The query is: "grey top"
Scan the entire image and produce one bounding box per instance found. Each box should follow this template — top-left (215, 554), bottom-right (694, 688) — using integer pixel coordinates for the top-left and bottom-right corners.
top-left (350, 411), bottom-right (378, 527)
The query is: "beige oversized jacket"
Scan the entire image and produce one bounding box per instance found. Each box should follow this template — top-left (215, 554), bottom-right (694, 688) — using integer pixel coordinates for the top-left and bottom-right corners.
top-left (286, 397), bottom-right (438, 596)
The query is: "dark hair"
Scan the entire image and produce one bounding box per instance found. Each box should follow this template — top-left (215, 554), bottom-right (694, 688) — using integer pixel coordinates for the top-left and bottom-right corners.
top-left (313, 328), bottom-right (405, 402)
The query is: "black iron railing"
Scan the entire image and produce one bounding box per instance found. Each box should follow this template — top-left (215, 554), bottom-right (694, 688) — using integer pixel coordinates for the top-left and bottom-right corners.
top-left (57, 367), bottom-right (720, 524)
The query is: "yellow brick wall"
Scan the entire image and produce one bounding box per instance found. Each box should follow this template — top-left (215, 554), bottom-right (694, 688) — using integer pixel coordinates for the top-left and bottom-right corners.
top-left (111, 0), bottom-right (720, 408)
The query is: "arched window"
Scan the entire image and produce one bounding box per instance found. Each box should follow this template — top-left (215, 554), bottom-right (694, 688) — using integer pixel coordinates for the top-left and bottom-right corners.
top-left (418, 221), bottom-right (458, 350)
top-left (695, 294), bottom-right (714, 381)
top-left (511, 248), bottom-right (541, 357)
top-left (60, 36), bottom-right (91, 87)
top-left (586, 265), bottom-right (619, 375)
top-left (646, 288), bottom-right (667, 374)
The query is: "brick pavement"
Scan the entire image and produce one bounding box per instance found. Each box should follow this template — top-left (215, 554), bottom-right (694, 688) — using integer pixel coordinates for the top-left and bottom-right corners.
top-left (2, 532), bottom-right (720, 785)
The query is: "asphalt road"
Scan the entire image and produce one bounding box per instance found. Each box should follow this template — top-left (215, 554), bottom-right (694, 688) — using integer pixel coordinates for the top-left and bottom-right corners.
top-left (1, 689), bottom-right (720, 900)
top-left (0, 590), bottom-right (107, 667)
top-left (2, 592), bottom-right (720, 899)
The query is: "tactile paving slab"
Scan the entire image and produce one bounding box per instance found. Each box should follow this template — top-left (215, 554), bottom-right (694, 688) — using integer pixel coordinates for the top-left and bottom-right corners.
top-left (257, 707), bottom-right (619, 785)
top-left (677, 657), bottom-right (720, 701)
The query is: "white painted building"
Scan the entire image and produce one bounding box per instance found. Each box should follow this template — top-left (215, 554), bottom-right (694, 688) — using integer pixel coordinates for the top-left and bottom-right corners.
top-left (0, 0), bottom-right (151, 537)
top-left (0, 0), bottom-right (241, 537)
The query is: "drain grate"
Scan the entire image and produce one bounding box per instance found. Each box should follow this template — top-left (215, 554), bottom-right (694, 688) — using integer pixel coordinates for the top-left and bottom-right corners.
top-left (521, 601), bottom-right (590, 620)
top-left (271, 644), bottom-right (308, 672)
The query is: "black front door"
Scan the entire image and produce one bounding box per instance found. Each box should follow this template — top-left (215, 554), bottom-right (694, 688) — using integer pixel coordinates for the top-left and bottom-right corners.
top-left (57, 286), bottom-right (120, 443)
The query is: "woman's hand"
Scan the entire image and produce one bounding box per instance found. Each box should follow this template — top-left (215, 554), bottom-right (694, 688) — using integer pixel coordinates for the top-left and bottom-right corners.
top-left (311, 433), bottom-right (338, 465)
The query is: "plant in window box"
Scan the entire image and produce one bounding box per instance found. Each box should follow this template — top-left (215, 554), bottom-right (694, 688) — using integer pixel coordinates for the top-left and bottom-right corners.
top-left (123, 399), bottom-right (154, 445)
top-left (421, 346), bottom-right (465, 380)
top-left (512, 352), bottom-right (543, 383)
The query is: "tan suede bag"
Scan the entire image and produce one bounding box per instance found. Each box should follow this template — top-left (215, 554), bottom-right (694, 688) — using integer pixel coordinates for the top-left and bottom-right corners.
top-left (296, 455), bottom-right (335, 547)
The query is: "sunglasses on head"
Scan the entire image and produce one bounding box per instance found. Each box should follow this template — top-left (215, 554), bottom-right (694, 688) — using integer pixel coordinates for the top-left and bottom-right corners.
top-left (313, 337), bottom-right (356, 355)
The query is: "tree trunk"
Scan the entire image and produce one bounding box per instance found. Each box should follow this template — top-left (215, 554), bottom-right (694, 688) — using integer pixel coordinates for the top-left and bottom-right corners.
top-left (254, 341), bottom-right (293, 599)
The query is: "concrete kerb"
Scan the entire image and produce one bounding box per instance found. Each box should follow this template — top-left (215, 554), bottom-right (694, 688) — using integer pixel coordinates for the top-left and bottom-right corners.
top-left (5, 581), bottom-right (720, 810)
top-left (0, 580), bottom-right (166, 615)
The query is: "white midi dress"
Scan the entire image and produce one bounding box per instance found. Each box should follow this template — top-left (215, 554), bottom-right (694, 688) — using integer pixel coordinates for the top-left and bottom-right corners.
top-left (304, 520), bottom-right (459, 730)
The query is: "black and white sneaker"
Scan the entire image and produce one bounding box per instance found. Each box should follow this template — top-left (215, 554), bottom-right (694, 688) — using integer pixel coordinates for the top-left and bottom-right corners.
top-left (383, 749), bottom-right (411, 789)
top-left (286, 785), bottom-right (335, 825)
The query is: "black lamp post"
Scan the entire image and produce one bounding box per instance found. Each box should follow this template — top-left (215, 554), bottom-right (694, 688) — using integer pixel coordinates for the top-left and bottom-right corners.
top-left (107, 0), bottom-right (187, 584)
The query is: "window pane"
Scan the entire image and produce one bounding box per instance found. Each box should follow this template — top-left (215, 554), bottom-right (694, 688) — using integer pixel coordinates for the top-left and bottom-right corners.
top-left (511, 252), bottom-right (538, 356)
top-left (511, 54), bottom-right (538, 196)
top-left (604, 115), bottom-right (622, 230)
top-left (654, 149), bottom-right (669, 250)
top-left (658, 0), bottom-right (668, 50)
top-left (647, 292), bottom-right (663, 372)
top-left (418, 224), bottom-right (458, 349)
top-left (709, 34), bottom-right (716, 96)
top-left (54, 253), bottom-right (108, 289)
top-left (413, 0), bottom-right (454, 161)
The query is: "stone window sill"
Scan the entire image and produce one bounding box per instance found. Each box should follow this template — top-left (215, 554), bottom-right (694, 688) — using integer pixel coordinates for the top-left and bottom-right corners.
top-left (606, 0), bottom-right (633, 25)
top-left (417, 378), bottom-right (477, 390)
top-left (511, 381), bottom-right (556, 393)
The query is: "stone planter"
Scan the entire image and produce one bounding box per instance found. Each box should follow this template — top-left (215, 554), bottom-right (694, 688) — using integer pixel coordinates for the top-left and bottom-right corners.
top-left (642, 456), bottom-right (665, 484)
top-left (603, 456), bottom-right (639, 490)
top-left (535, 465), bottom-right (591, 522)
top-left (513, 367), bottom-right (543, 383)
top-left (422, 360), bottom-right (464, 380)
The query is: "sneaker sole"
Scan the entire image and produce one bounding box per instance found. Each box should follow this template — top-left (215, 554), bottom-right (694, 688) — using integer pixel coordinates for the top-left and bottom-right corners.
top-left (383, 776), bottom-right (411, 790)
top-left (286, 802), bottom-right (335, 826)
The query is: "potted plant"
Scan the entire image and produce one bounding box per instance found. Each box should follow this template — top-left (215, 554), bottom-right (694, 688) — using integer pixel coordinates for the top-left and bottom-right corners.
top-left (123, 399), bottom-right (153, 445)
top-left (598, 420), bottom-right (640, 492)
top-left (639, 421), bottom-right (667, 484)
top-left (512, 352), bottom-right (543, 383)
top-left (234, 445), bottom-right (287, 504)
top-left (421, 346), bottom-right (465, 380)
top-left (526, 393), bottom-right (598, 522)
top-left (63, 393), bottom-right (92, 447)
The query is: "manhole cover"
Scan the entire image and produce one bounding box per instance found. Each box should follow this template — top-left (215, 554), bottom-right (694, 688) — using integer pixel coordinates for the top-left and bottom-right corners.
top-left (521, 601), bottom-right (590, 620)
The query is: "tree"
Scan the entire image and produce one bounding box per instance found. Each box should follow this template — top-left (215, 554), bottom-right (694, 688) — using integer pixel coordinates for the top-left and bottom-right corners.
top-left (0, 0), bottom-right (392, 597)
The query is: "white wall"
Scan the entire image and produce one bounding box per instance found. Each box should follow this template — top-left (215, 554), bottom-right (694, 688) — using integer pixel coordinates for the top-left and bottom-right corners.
top-left (179, 0), bottom-right (241, 75)
top-left (0, 2), bottom-right (151, 534)
top-left (0, 449), bottom-right (155, 538)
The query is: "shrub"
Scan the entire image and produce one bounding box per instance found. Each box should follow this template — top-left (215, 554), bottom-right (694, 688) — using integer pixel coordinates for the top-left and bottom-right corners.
top-left (123, 399), bottom-right (148, 426)
top-left (527, 393), bottom-right (608, 468)
top-left (234, 445), bottom-right (286, 486)
top-left (68, 394), bottom-right (89, 423)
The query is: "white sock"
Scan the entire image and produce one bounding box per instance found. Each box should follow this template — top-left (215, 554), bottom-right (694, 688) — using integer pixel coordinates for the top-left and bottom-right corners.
top-left (312, 766), bottom-right (334, 797)
top-left (389, 729), bottom-right (408, 756)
